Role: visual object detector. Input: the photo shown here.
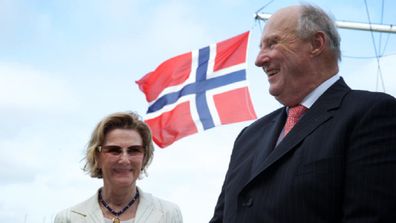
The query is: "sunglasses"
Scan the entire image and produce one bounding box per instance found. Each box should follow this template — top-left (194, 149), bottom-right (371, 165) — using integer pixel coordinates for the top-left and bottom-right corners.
top-left (97, 145), bottom-right (144, 157)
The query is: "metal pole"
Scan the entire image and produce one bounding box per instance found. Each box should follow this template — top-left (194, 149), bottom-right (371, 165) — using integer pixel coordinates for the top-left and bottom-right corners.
top-left (255, 13), bottom-right (396, 34)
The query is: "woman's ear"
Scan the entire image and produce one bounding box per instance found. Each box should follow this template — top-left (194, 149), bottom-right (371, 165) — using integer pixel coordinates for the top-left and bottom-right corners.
top-left (311, 31), bottom-right (326, 57)
top-left (95, 152), bottom-right (102, 168)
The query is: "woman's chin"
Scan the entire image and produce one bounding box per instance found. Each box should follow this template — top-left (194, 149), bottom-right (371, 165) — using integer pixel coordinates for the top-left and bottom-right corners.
top-left (112, 176), bottom-right (135, 187)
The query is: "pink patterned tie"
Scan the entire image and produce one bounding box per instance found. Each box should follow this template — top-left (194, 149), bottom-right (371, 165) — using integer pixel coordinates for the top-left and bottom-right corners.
top-left (284, 105), bottom-right (308, 135)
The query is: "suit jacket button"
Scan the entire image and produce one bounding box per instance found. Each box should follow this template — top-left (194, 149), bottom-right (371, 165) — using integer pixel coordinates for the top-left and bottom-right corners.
top-left (242, 197), bottom-right (253, 207)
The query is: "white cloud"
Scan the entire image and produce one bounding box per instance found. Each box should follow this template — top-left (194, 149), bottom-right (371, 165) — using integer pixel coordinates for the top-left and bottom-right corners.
top-left (0, 169), bottom-right (100, 222)
top-left (0, 62), bottom-right (80, 112)
top-left (0, 121), bottom-right (99, 222)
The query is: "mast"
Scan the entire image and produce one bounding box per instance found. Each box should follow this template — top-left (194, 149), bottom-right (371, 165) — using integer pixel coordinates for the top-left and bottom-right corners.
top-left (255, 13), bottom-right (396, 34)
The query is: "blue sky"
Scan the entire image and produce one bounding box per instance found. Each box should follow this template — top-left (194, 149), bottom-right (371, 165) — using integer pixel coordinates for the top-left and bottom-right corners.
top-left (1, 0), bottom-right (395, 222)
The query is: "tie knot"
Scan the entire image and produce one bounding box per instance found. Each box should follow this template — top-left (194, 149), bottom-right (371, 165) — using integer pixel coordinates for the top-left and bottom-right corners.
top-left (288, 105), bottom-right (307, 119)
top-left (283, 105), bottom-right (308, 136)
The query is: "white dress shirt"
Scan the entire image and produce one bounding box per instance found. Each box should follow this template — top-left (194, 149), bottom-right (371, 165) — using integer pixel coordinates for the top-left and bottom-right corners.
top-left (276, 74), bottom-right (340, 144)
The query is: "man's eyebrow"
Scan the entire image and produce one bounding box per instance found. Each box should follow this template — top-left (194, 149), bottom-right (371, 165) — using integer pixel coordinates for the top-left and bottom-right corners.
top-left (259, 34), bottom-right (279, 48)
top-left (258, 36), bottom-right (268, 48)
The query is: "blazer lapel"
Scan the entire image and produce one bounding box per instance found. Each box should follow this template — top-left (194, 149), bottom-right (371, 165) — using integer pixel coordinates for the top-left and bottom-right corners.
top-left (135, 188), bottom-right (164, 222)
top-left (246, 78), bottom-right (350, 187)
top-left (70, 192), bottom-right (105, 223)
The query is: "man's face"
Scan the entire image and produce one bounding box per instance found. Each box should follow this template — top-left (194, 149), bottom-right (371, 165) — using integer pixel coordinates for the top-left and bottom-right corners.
top-left (255, 6), bottom-right (317, 106)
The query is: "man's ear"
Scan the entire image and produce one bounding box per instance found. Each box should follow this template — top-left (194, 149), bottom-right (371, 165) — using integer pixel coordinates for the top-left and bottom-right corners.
top-left (311, 31), bottom-right (326, 57)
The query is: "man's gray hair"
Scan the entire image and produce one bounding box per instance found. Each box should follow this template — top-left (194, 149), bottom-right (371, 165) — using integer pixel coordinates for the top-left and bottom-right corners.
top-left (297, 4), bottom-right (341, 61)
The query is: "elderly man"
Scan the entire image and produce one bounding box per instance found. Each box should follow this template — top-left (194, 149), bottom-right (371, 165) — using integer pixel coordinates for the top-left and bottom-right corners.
top-left (210, 4), bottom-right (396, 223)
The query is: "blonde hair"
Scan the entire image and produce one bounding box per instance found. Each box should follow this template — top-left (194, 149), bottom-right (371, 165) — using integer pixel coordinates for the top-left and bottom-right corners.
top-left (83, 112), bottom-right (154, 178)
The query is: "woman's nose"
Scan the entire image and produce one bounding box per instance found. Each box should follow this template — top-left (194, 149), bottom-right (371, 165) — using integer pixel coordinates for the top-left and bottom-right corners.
top-left (118, 150), bottom-right (131, 162)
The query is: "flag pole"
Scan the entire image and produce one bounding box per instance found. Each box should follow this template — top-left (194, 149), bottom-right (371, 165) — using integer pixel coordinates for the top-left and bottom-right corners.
top-left (255, 13), bottom-right (396, 34)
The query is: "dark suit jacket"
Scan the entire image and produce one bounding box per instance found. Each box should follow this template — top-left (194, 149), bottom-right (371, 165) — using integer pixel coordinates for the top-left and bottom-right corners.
top-left (210, 78), bottom-right (396, 223)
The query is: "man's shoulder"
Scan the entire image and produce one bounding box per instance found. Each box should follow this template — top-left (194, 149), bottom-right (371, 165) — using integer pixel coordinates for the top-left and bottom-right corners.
top-left (344, 89), bottom-right (396, 105)
top-left (233, 107), bottom-right (284, 142)
top-left (247, 107), bottom-right (284, 129)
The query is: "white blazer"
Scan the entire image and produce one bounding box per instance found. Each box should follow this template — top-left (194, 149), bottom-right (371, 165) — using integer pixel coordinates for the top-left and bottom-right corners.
top-left (54, 187), bottom-right (183, 223)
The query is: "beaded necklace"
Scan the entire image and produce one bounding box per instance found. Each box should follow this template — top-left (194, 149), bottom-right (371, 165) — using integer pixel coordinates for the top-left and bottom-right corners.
top-left (98, 188), bottom-right (139, 223)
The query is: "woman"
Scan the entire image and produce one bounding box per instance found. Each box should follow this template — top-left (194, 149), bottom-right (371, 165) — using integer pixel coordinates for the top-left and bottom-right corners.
top-left (55, 112), bottom-right (183, 223)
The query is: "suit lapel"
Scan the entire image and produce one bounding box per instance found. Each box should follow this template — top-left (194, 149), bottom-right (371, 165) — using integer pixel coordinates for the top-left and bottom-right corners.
top-left (262, 106), bottom-right (333, 174)
top-left (228, 108), bottom-right (285, 196)
top-left (250, 110), bottom-right (286, 174)
top-left (246, 78), bottom-right (350, 188)
top-left (229, 109), bottom-right (285, 194)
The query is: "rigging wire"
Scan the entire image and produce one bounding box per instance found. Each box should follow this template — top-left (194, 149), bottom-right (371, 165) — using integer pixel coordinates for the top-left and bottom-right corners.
top-left (364, 0), bottom-right (386, 92)
top-left (343, 52), bottom-right (396, 59)
top-left (253, 0), bottom-right (276, 44)
top-left (381, 32), bottom-right (392, 55)
top-left (378, 0), bottom-right (391, 57)
top-left (255, 0), bottom-right (275, 14)
top-left (378, 0), bottom-right (384, 56)
top-left (254, 0), bottom-right (275, 31)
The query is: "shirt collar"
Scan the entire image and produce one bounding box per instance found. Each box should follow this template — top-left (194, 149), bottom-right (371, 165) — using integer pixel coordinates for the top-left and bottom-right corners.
top-left (300, 74), bottom-right (340, 109)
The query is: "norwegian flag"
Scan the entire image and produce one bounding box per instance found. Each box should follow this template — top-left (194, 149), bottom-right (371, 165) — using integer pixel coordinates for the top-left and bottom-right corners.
top-left (136, 31), bottom-right (256, 148)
